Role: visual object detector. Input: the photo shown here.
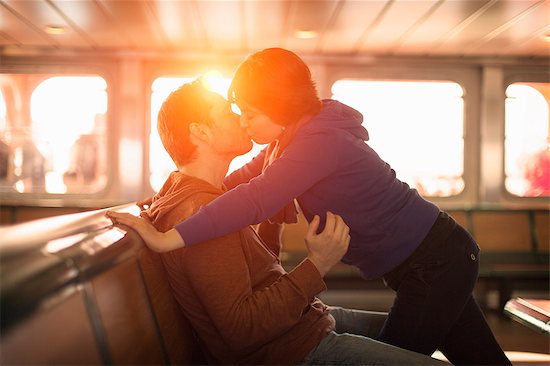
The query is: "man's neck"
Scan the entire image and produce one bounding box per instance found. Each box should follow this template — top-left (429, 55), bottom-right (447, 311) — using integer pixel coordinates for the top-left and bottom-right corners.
top-left (177, 152), bottom-right (231, 189)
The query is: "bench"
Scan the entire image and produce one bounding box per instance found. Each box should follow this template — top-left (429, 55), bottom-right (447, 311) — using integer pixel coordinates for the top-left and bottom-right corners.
top-left (504, 297), bottom-right (550, 335)
top-left (281, 208), bottom-right (550, 311)
top-left (452, 209), bottom-right (549, 310)
top-left (0, 204), bottom-right (205, 365)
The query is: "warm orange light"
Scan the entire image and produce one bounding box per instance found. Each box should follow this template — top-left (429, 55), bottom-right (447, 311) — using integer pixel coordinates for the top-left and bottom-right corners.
top-left (294, 30), bottom-right (318, 39)
top-left (44, 25), bottom-right (68, 35)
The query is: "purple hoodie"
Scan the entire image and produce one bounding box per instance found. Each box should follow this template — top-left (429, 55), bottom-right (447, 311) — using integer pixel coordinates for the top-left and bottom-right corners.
top-left (176, 100), bottom-right (439, 279)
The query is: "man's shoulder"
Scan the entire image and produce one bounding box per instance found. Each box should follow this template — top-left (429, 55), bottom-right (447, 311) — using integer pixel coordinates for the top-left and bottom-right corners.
top-left (146, 176), bottom-right (223, 232)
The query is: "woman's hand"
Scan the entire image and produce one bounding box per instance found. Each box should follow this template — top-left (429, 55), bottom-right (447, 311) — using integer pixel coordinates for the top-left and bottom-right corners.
top-left (304, 212), bottom-right (350, 277)
top-left (105, 211), bottom-right (185, 252)
top-left (136, 197), bottom-right (153, 211)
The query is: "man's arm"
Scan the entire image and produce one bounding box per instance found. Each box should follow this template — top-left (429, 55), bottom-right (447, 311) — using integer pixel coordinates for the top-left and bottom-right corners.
top-left (256, 221), bottom-right (283, 256)
top-left (183, 213), bottom-right (349, 350)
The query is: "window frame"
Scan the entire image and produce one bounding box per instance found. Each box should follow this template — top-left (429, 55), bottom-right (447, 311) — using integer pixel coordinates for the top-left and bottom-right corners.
top-left (501, 67), bottom-right (550, 205)
top-left (320, 62), bottom-right (480, 208)
top-left (0, 60), bottom-right (117, 207)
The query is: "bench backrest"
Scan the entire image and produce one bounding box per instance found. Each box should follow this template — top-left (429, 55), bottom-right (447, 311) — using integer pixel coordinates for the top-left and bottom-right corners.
top-left (0, 205), bottom-right (203, 365)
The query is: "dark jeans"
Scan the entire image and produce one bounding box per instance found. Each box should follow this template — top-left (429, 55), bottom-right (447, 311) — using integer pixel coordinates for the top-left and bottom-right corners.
top-left (379, 211), bottom-right (512, 366)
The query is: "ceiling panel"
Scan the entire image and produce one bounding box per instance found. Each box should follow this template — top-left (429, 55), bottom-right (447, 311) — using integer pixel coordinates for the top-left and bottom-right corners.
top-left (50, 0), bottom-right (130, 50)
top-left (0, 0), bottom-right (548, 59)
top-left (95, 0), bottom-right (168, 50)
top-left (436, 0), bottom-right (542, 55)
top-left (396, 0), bottom-right (493, 55)
top-left (511, 23), bottom-right (550, 56)
top-left (466, 0), bottom-right (550, 55)
top-left (0, 30), bottom-right (17, 46)
top-left (2, 0), bottom-right (95, 48)
top-left (317, 0), bottom-right (389, 54)
top-left (243, 1), bottom-right (289, 52)
top-left (283, 0), bottom-right (341, 53)
top-left (0, 1), bottom-right (54, 47)
top-left (356, 0), bottom-right (439, 55)
top-left (196, 1), bottom-right (244, 52)
top-left (148, 1), bottom-right (202, 50)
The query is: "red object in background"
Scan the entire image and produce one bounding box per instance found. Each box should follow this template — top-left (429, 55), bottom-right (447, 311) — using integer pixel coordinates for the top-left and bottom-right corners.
top-left (524, 148), bottom-right (550, 197)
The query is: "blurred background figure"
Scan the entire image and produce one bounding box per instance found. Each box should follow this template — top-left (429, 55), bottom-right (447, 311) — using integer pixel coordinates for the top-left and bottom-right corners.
top-left (62, 115), bottom-right (106, 193)
top-left (524, 145), bottom-right (550, 197)
top-left (11, 128), bottom-right (47, 193)
top-left (63, 133), bottom-right (99, 188)
top-left (0, 137), bottom-right (10, 181)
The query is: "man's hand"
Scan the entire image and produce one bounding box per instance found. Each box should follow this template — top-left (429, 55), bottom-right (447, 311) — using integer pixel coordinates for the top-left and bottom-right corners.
top-left (304, 212), bottom-right (350, 277)
top-left (105, 211), bottom-right (185, 252)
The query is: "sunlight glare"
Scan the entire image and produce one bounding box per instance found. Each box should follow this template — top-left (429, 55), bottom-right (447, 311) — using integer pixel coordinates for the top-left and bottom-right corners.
top-left (150, 74), bottom-right (260, 192)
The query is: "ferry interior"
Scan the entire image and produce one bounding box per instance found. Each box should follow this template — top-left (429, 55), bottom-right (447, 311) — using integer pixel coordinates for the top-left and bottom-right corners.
top-left (0, 0), bottom-right (549, 365)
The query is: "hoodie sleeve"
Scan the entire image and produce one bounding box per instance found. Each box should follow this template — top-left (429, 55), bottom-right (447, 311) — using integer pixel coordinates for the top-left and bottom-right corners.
top-left (223, 147), bottom-right (267, 190)
top-left (175, 130), bottom-right (340, 246)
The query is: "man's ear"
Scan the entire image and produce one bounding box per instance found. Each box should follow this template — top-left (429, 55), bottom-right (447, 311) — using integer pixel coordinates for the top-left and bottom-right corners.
top-left (189, 122), bottom-right (211, 143)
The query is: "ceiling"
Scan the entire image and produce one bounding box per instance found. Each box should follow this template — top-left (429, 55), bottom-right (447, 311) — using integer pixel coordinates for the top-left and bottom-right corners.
top-left (0, 0), bottom-right (549, 59)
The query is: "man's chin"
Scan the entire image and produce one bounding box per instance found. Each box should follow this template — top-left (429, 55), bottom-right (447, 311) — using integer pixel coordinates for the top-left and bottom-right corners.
top-left (241, 142), bottom-right (254, 154)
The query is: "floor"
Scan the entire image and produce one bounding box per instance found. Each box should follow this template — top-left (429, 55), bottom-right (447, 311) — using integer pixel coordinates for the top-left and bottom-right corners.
top-left (318, 287), bottom-right (550, 365)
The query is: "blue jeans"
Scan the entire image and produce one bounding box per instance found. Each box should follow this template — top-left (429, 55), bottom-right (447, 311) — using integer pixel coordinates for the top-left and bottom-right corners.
top-left (379, 212), bottom-right (511, 366)
top-left (300, 307), bottom-right (447, 365)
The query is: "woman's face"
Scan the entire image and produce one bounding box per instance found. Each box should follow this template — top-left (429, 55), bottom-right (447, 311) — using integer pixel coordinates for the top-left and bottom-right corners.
top-left (236, 101), bottom-right (284, 144)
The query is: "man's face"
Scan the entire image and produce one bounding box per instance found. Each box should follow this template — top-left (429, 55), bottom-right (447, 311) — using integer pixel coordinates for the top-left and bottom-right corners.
top-left (208, 96), bottom-right (253, 157)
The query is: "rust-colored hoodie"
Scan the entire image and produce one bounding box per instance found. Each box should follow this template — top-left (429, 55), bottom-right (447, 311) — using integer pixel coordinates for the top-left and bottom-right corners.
top-left (143, 171), bottom-right (335, 365)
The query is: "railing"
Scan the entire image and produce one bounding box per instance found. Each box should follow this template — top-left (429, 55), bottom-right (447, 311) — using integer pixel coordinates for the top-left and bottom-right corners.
top-left (0, 204), bottom-right (203, 365)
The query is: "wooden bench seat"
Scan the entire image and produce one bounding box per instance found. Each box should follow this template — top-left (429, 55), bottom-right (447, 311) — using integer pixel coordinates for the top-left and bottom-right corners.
top-left (281, 208), bottom-right (550, 311)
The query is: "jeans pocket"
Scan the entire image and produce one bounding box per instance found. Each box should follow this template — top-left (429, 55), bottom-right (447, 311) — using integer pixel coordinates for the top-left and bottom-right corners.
top-left (409, 254), bottom-right (451, 289)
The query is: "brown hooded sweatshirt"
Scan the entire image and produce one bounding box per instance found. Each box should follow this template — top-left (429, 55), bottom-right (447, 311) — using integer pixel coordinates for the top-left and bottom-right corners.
top-left (143, 171), bottom-right (335, 365)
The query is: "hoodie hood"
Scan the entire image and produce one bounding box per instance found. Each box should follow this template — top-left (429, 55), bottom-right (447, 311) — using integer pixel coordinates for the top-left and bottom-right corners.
top-left (144, 171), bottom-right (222, 232)
top-left (307, 99), bottom-right (369, 141)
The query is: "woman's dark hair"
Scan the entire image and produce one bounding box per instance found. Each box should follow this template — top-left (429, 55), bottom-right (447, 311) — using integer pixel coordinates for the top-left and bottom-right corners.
top-left (228, 48), bottom-right (321, 126)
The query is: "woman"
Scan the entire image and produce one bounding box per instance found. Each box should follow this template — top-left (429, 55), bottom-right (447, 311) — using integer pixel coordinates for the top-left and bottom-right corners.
top-left (108, 48), bottom-right (510, 366)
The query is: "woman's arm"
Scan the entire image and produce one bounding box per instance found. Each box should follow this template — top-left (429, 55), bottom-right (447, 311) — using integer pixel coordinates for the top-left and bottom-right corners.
top-left (178, 132), bottom-right (340, 247)
top-left (107, 131), bottom-right (339, 252)
top-left (106, 211), bottom-right (186, 251)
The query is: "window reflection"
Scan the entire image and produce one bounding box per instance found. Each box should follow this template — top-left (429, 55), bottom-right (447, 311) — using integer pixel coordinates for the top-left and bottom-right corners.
top-left (332, 80), bottom-right (465, 197)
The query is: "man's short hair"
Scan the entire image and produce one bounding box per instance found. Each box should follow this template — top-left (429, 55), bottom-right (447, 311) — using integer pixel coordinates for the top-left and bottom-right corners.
top-left (157, 79), bottom-right (216, 166)
top-left (228, 48), bottom-right (321, 127)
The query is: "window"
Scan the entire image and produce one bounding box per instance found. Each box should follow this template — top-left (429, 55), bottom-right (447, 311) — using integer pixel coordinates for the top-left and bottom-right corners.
top-left (332, 80), bottom-right (465, 197)
top-left (149, 74), bottom-right (264, 192)
top-left (505, 82), bottom-right (549, 197)
top-left (0, 75), bottom-right (108, 194)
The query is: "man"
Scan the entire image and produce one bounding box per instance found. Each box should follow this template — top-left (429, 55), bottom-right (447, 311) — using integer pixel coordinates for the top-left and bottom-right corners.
top-left (108, 79), bottom-right (445, 365)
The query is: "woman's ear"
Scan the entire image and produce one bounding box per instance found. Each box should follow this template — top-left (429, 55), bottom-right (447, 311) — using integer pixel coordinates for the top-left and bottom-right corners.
top-left (189, 122), bottom-right (211, 143)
